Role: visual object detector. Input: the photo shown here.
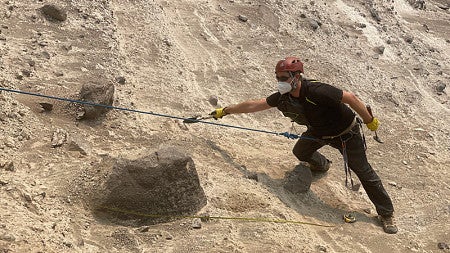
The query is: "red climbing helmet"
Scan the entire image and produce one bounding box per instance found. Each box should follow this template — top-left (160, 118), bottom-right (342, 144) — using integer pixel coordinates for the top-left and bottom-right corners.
top-left (275, 57), bottom-right (304, 73)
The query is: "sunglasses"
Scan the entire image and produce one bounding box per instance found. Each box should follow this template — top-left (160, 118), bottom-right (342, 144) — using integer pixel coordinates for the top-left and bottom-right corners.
top-left (275, 72), bottom-right (294, 82)
top-left (276, 75), bottom-right (291, 82)
top-left (276, 76), bottom-right (291, 82)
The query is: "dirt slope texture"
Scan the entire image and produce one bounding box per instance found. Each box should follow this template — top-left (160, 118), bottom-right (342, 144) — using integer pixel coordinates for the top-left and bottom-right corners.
top-left (1, 0), bottom-right (449, 252)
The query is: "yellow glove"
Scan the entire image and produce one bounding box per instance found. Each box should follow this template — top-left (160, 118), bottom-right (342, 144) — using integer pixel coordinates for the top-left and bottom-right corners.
top-left (366, 117), bottom-right (379, 131)
top-left (210, 107), bottom-right (227, 119)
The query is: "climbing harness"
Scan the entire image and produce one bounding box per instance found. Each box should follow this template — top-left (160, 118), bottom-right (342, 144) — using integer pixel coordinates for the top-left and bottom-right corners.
top-left (340, 132), bottom-right (355, 189)
top-left (321, 117), bottom-right (357, 140)
top-left (0, 87), bottom-right (315, 141)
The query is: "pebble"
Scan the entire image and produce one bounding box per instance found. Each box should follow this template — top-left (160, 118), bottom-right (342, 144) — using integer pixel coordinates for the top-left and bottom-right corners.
top-left (1, 161), bottom-right (15, 172)
top-left (192, 218), bottom-right (202, 229)
top-left (115, 76), bottom-right (126, 84)
top-left (317, 245), bottom-right (327, 252)
top-left (39, 102), bottom-right (53, 112)
top-left (374, 46), bottom-right (385, 54)
top-left (438, 242), bottom-right (449, 250)
top-left (238, 15), bottom-right (248, 22)
top-left (309, 19), bottom-right (321, 30)
top-left (435, 82), bottom-right (446, 94)
top-left (164, 232), bottom-right (173, 240)
top-left (388, 181), bottom-right (397, 187)
top-left (0, 234), bottom-right (15, 242)
top-left (51, 129), bottom-right (68, 147)
top-left (40, 4), bottom-right (67, 22)
top-left (356, 23), bottom-right (367, 28)
top-left (208, 95), bottom-right (218, 106)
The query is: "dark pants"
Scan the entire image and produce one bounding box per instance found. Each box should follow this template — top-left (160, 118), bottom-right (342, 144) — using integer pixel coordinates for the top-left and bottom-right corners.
top-left (293, 125), bottom-right (394, 216)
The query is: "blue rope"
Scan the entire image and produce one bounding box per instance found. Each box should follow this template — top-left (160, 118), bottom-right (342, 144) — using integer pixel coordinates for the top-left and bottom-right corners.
top-left (0, 87), bottom-right (317, 141)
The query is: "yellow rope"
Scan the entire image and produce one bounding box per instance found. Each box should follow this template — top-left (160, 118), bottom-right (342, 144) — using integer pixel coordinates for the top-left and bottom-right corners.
top-left (98, 206), bottom-right (335, 228)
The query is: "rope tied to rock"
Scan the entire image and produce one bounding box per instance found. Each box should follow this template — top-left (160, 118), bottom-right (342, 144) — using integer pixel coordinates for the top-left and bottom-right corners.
top-left (0, 87), bottom-right (317, 141)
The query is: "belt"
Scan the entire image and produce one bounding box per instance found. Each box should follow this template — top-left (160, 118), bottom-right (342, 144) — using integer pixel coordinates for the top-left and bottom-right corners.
top-left (321, 117), bottom-right (357, 140)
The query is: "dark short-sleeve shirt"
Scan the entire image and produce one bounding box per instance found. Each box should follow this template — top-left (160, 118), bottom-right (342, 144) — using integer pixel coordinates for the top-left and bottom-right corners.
top-left (266, 79), bottom-right (355, 137)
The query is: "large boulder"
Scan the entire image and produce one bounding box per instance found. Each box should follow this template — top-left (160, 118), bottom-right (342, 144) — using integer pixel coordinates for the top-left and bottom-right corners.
top-left (89, 147), bottom-right (207, 225)
top-left (283, 164), bottom-right (312, 194)
top-left (77, 82), bottom-right (114, 120)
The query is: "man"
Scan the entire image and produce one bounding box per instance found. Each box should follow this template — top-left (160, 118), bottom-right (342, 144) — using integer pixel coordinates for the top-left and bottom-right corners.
top-left (210, 57), bottom-right (398, 234)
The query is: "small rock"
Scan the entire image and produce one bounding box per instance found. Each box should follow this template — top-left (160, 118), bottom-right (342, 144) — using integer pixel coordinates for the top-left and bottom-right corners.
top-left (438, 242), bottom-right (449, 250)
top-left (208, 95), bottom-right (218, 106)
top-left (402, 160), bottom-right (408, 165)
top-left (246, 172), bottom-right (259, 181)
top-left (309, 19), bottom-right (320, 30)
top-left (39, 41), bottom-right (49, 47)
top-left (40, 4), bottom-right (67, 22)
top-left (317, 245), bottom-right (327, 252)
top-left (199, 213), bottom-right (211, 222)
top-left (162, 38), bottom-right (173, 47)
top-left (24, 193), bottom-right (33, 202)
top-left (2, 161), bottom-right (14, 172)
top-left (369, 7), bottom-right (381, 22)
top-left (374, 46), bottom-right (385, 54)
top-left (66, 140), bottom-right (90, 155)
top-left (62, 43), bottom-right (72, 51)
top-left (138, 226), bottom-right (150, 232)
top-left (192, 218), bottom-right (202, 229)
top-left (0, 234), bottom-right (15, 242)
top-left (238, 15), bottom-right (248, 22)
top-left (63, 241), bottom-right (73, 248)
top-left (164, 232), bottom-right (173, 240)
top-left (42, 51), bottom-right (51, 59)
top-left (435, 82), bottom-right (446, 95)
top-left (408, 0), bottom-right (426, 9)
top-left (388, 181), bottom-right (397, 187)
top-left (15, 73), bottom-right (24, 80)
top-left (51, 129), bottom-right (67, 147)
top-left (115, 76), bottom-right (126, 85)
top-left (405, 36), bottom-right (414, 44)
top-left (39, 102), bottom-right (53, 112)
top-left (356, 23), bottom-right (366, 28)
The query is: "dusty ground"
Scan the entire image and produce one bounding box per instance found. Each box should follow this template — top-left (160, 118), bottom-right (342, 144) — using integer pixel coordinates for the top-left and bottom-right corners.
top-left (1, 0), bottom-right (449, 252)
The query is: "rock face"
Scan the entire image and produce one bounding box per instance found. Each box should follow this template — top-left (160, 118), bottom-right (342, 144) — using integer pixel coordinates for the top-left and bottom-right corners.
top-left (90, 147), bottom-right (207, 225)
top-left (78, 82), bottom-right (115, 120)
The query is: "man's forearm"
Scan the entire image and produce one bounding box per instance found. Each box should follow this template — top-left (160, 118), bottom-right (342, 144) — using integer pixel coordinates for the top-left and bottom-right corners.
top-left (224, 99), bottom-right (271, 114)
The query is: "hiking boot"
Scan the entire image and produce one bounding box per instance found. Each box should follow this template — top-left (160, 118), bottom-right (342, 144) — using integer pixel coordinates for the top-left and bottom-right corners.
top-left (379, 215), bottom-right (398, 234)
top-left (309, 159), bottom-right (331, 173)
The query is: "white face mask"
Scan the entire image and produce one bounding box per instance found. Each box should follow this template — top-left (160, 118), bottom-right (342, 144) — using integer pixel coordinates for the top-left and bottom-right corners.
top-left (277, 73), bottom-right (298, 94)
top-left (278, 81), bottom-right (293, 94)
